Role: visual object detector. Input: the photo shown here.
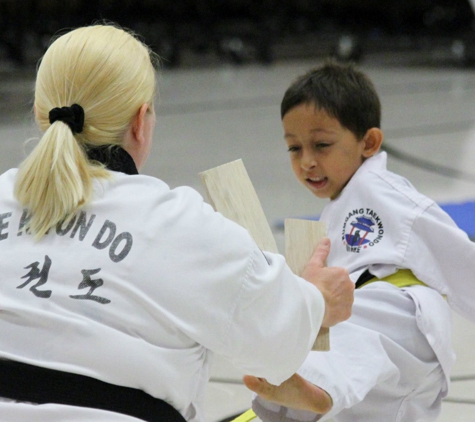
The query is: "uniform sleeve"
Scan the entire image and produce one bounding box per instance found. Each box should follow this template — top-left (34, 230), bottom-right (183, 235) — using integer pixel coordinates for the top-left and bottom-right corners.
top-left (189, 194), bottom-right (326, 385)
top-left (224, 248), bottom-right (325, 386)
top-left (404, 203), bottom-right (475, 322)
top-left (139, 186), bottom-right (326, 386)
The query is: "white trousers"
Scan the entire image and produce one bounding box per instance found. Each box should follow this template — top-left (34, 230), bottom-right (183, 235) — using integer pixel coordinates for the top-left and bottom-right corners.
top-left (253, 282), bottom-right (454, 422)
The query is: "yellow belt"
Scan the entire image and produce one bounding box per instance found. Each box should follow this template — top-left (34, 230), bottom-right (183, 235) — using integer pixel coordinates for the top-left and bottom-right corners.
top-left (358, 269), bottom-right (427, 289)
top-left (231, 409), bottom-right (257, 422)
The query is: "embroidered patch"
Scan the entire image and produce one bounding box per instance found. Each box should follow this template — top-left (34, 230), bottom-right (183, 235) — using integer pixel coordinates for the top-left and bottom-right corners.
top-left (341, 208), bottom-right (384, 253)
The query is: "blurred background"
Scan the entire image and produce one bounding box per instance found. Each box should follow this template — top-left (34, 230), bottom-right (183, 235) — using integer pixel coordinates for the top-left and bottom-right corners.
top-left (2, 0), bottom-right (475, 70)
top-left (1, 1), bottom-right (475, 421)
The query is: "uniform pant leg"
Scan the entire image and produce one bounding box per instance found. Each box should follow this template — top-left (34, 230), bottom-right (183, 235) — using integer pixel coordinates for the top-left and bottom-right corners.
top-left (253, 283), bottom-right (451, 422)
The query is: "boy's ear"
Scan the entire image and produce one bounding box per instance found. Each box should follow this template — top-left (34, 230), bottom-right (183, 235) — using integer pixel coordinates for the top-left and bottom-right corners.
top-left (361, 128), bottom-right (383, 158)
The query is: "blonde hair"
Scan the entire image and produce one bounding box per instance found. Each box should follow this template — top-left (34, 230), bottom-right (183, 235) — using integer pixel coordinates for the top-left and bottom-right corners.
top-left (15, 24), bottom-right (157, 238)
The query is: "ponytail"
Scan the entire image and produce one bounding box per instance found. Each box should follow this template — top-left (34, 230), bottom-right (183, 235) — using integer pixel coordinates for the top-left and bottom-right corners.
top-left (15, 119), bottom-right (108, 238)
top-left (14, 24), bottom-right (157, 239)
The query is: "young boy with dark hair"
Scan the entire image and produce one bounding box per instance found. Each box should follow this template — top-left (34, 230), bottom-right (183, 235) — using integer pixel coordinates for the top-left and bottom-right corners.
top-left (244, 62), bottom-right (475, 422)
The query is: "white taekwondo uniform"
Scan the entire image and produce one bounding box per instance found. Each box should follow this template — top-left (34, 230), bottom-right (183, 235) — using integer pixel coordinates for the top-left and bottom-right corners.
top-left (0, 152), bottom-right (325, 422)
top-left (253, 152), bottom-right (475, 422)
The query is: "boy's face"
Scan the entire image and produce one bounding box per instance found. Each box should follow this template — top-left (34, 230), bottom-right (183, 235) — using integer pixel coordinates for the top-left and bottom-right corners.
top-left (283, 103), bottom-right (367, 200)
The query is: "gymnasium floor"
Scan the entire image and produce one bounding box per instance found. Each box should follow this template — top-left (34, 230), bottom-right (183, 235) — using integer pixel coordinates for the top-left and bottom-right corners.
top-left (1, 54), bottom-right (475, 421)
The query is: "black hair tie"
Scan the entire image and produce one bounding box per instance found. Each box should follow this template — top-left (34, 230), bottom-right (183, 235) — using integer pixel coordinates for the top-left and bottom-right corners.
top-left (49, 104), bottom-right (85, 134)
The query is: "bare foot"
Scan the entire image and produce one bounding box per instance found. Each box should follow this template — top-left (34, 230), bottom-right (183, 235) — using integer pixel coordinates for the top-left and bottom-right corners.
top-left (243, 373), bottom-right (332, 415)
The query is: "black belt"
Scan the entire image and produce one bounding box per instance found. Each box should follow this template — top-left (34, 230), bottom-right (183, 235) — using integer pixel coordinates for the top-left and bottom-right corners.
top-left (0, 359), bottom-right (186, 422)
top-left (355, 269), bottom-right (375, 289)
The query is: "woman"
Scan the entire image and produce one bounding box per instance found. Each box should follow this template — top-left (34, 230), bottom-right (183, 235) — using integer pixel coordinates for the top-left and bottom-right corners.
top-left (0, 24), bottom-right (352, 422)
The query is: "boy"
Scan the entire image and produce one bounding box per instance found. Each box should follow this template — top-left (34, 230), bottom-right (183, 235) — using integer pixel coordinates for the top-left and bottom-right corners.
top-left (244, 62), bottom-right (475, 421)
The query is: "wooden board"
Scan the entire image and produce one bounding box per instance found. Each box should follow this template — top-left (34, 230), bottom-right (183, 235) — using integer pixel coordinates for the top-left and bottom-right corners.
top-left (200, 159), bottom-right (328, 350)
top-left (199, 159), bottom-right (278, 253)
top-left (285, 218), bottom-right (330, 351)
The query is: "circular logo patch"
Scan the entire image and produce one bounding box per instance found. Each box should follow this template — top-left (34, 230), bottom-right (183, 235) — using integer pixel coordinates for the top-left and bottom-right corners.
top-left (341, 208), bottom-right (384, 253)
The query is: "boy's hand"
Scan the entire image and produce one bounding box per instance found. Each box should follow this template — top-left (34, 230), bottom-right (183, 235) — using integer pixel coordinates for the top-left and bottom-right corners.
top-left (243, 373), bottom-right (333, 414)
top-left (302, 237), bottom-right (354, 327)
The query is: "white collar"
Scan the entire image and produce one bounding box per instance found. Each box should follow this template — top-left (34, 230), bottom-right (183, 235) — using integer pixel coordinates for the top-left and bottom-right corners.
top-left (356, 151), bottom-right (387, 175)
top-left (331, 152), bottom-right (387, 201)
